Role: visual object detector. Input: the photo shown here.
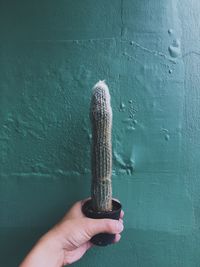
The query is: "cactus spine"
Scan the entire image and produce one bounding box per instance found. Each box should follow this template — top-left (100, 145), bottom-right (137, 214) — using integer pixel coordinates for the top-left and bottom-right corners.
top-left (90, 80), bottom-right (113, 212)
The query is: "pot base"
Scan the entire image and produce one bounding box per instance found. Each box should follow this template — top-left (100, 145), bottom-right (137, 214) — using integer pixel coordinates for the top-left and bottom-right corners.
top-left (82, 199), bottom-right (122, 246)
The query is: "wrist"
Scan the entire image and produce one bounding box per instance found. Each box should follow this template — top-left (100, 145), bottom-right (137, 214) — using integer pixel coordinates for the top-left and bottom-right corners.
top-left (20, 229), bottom-right (64, 267)
top-left (40, 229), bottom-right (65, 266)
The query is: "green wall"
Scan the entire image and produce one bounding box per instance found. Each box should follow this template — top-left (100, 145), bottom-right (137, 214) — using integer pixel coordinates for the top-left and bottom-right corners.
top-left (0, 0), bottom-right (200, 266)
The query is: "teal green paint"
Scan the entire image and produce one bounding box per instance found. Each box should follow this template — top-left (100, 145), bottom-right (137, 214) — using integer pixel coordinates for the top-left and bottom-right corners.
top-left (0, 0), bottom-right (200, 266)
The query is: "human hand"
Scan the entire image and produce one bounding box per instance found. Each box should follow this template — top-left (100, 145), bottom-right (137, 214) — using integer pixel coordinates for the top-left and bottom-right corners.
top-left (20, 198), bottom-right (124, 267)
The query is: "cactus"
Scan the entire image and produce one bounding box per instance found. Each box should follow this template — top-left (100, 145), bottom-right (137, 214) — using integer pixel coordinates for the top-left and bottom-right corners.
top-left (90, 80), bottom-right (113, 212)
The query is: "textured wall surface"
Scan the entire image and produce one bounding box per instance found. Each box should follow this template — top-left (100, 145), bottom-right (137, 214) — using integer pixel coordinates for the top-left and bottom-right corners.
top-left (0, 0), bottom-right (200, 266)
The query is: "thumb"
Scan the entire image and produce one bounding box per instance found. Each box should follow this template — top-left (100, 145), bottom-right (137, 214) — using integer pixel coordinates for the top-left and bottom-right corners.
top-left (83, 218), bottom-right (124, 238)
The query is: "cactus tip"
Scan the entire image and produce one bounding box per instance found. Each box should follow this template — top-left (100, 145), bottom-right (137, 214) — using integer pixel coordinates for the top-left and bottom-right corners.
top-left (92, 80), bottom-right (110, 103)
top-left (93, 80), bottom-right (108, 91)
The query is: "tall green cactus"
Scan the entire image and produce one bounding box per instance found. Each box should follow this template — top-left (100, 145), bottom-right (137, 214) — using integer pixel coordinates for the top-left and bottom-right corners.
top-left (90, 80), bottom-right (113, 212)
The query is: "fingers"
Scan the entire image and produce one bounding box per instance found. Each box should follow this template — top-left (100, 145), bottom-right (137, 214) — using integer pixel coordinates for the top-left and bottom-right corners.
top-left (84, 218), bottom-right (124, 238)
top-left (85, 241), bottom-right (94, 250)
top-left (62, 198), bottom-right (92, 220)
top-left (69, 197), bottom-right (91, 212)
top-left (81, 197), bottom-right (91, 206)
top-left (68, 197), bottom-right (91, 213)
top-left (113, 233), bottom-right (121, 243)
top-left (120, 210), bottom-right (124, 219)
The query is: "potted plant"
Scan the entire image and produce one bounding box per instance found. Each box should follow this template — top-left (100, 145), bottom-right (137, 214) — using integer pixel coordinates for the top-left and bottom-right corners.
top-left (82, 80), bottom-right (122, 246)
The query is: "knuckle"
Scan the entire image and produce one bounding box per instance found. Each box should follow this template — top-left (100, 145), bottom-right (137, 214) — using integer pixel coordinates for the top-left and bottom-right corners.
top-left (84, 218), bottom-right (95, 236)
top-left (104, 219), bottom-right (117, 233)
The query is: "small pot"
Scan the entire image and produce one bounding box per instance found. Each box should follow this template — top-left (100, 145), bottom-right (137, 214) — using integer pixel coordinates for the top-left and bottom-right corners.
top-left (82, 199), bottom-right (122, 246)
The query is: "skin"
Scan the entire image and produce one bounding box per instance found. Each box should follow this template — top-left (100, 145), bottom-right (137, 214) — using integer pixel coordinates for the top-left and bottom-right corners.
top-left (20, 198), bottom-right (124, 267)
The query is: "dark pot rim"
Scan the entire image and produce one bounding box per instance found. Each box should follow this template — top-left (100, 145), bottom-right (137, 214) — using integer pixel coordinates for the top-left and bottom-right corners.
top-left (82, 199), bottom-right (122, 219)
top-left (81, 199), bottom-right (122, 246)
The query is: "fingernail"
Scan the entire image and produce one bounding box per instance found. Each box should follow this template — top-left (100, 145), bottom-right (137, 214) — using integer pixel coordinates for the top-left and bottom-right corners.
top-left (114, 234), bottom-right (121, 243)
top-left (117, 221), bottom-right (124, 232)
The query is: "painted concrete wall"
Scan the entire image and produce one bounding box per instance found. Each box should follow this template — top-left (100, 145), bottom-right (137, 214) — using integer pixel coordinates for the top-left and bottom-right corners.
top-left (0, 0), bottom-right (200, 266)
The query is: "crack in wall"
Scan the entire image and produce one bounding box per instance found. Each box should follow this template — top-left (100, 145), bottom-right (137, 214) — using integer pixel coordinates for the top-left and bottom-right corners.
top-left (125, 40), bottom-right (177, 63)
top-left (1, 170), bottom-right (86, 178)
